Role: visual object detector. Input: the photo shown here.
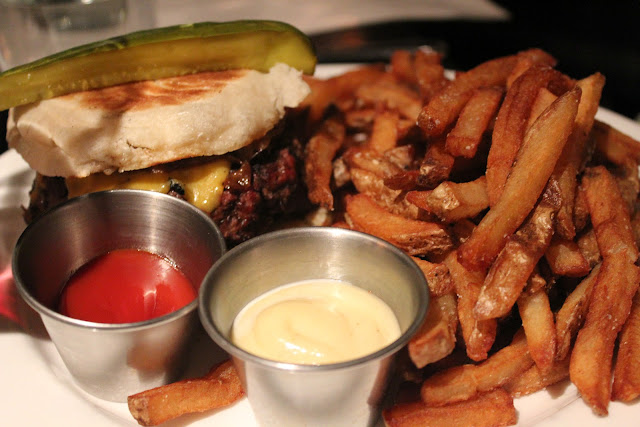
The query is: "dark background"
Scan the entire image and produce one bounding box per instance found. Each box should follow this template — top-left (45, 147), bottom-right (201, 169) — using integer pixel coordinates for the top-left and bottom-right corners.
top-left (2, 1), bottom-right (639, 156)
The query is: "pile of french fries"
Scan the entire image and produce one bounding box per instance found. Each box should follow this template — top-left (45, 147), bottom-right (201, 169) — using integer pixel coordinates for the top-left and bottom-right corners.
top-left (126, 48), bottom-right (640, 426)
top-left (301, 48), bottom-right (640, 425)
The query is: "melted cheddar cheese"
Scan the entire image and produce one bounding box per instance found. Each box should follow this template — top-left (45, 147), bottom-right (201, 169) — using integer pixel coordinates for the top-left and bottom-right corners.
top-left (66, 158), bottom-right (231, 213)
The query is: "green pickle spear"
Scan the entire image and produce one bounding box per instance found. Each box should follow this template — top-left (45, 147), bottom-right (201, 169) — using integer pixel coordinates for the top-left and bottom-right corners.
top-left (0, 20), bottom-right (317, 111)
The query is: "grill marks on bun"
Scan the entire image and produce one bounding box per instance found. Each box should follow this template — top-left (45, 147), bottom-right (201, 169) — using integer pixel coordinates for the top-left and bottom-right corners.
top-left (76, 70), bottom-right (248, 112)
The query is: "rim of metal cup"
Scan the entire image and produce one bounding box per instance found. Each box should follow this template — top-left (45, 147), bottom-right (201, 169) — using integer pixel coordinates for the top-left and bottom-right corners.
top-left (198, 226), bottom-right (429, 372)
top-left (12, 189), bottom-right (226, 332)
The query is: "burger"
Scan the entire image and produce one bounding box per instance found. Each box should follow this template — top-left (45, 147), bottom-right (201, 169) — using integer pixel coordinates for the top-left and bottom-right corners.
top-left (3, 21), bottom-right (316, 246)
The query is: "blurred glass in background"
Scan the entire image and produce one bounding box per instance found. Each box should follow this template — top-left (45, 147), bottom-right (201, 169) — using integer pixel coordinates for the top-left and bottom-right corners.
top-left (0, 0), bottom-right (156, 70)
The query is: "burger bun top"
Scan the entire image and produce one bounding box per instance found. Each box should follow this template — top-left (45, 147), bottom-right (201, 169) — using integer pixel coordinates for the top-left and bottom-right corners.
top-left (7, 63), bottom-right (310, 178)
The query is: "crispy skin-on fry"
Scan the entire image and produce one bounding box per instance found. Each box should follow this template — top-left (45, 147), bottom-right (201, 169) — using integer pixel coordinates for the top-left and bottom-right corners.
top-left (342, 146), bottom-right (403, 178)
top-left (523, 268), bottom-right (547, 294)
top-left (383, 389), bottom-right (517, 427)
top-left (445, 87), bottom-right (503, 159)
top-left (632, 210), bottom-right (640, 250)
top-left (356, 80), bottom-right (422, 120)
top-left (128, 359), bottom-right (244, 426)
top-left (443, 251), bottom-right (496, 361)
top-left (384, 137), bottom-right (455, 192)
top-left (576, 228), bottom-right (601, 268)
top-left (555, 263), bottom-right (601, 361)
top-left (504, 356), bottom-right (570, 398)
top-left (570, 166), bottom-right (640, 415)
top-left (612, 160), bottom-right (640, 213)
top-left (350, 168), bottom-right (419, 219)
top-left (418, 137), bottom-right (455, 187)
top-left (474, 186), bottom-right (560, 320)
top-left (368, 110), bottom-right (400, 153)
top-left (612, 290), bottom-right (640, 402)
top-left (414, 48), bottom-right (447, 102)
top-left (408, 292), bottom-right (458, 368)
top-left (417, 52), bottom-right (519, 138)
top-left (457, 87), bottom-right (580, 272)
top-left (486, 65), bottom-right (572, 205)
top-left (406, 176), bottom-right (489, 223)
top-left (411, 256), bottom-right (454, 296)
top-left (570, 255), bottom-right (640, 415)
top-left (544, 237), bottom-right (591, 277)
top-left (390, 50), bottom-right (417, 85)
top-left (420, 330), bottom-right (532, 406)
top-left (304, 115), bottom-right (346, 210)
top-left (518, 289), bottom-right (556, 373)
top-left (582, 166), bottom-right (638, 259)
top-left (301, 65), bottom-right (392, 122)
top-left (551, 74), bottom-right (604, 239)
top-left (526, 87), bottom-right (557, 130)
top-left (506, 48), bottom-right (557, 89)
top-left (593, 119), bottom-right (640, 165)
top-left (345, 193), bottom-right (452, 256)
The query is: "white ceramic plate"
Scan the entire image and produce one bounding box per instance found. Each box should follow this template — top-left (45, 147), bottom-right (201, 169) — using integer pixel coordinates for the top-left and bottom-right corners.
top-left (1, 64), bottom-right (639, 426)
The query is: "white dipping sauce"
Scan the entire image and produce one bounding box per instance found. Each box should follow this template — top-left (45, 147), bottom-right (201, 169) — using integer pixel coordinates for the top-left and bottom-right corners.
top-left (231, 279), bottom-right (401, 365)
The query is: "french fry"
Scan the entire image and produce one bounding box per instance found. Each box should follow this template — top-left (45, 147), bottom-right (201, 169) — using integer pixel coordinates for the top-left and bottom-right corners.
top-left (570, 166), bottom-right (640, 415)
top-left (526, 87), bottom-right (558, 130)
top-left (593, 119), bottom-right (640, 165)
top-left (485, 65), bottom-right (573, 205)
top-left (304, 115), bottom-right (346, 210)
top-left (414, 48), bottom-right (448, 102)
top-left (632, 209), bottom-right (640, 250)
top-left (408, 292), bottom-right (458, 368)
top-left (612, 290), bottom-right (640, 402)
top-left (445, 87), bottom-right (503, 159)
top-left (517, 289), bottom-right (556, 373)
top-left (576, 228), bottom-right (601, 268)
top-left (355, 79), bottom-right (422, 120)
top-left (474, 185), bottom-right (560, 320)
top-left (342, 146), bottom-right (403, 178)
top-left (345, 193), bottom-right (452, 256)
top-left (383, 389), bottom-right (517, 427)
top-left (523, 267), bottom-right (547, 294)
top-left (573, 181), bottom-right (591, 234)
top-left (544, 237), bottom-right (591, 277)
top-left (406, 176), bottom-right (489, 223)
top-left (570, 254), bottom-right (640, 415)
top-left (417, 52), bottom-right (520, 138)
top-left (551, 73), bottom-right (605, 239)
top-left (582, 166), bottom-right (638, 259)
top-left (418, 137), bottom-right (455, 188)
top-left (457, 87), bottom-right (580, 272)
top-left (368, 110), bottom-right (400, 153)
top-left (611, 160), bottom-right (640, 212)
top-left (350, 168), bottom-right (420, 219)
top-left (506, 48), bottom-right (557, 89)
top-left (390, 50), bottom-right (417, 85)
top-left (344, 108), bottom-right (376, 130)
top-left (420, 330), bottom-right (532, 406)
top-left (443, 251), bottom-right (497, 361)
top-left (411, 256), bottom-right (454, 296)
top-left (504, 356), bottom-right (570, 398)
top-left (127, 359), bottom-right (244, 426)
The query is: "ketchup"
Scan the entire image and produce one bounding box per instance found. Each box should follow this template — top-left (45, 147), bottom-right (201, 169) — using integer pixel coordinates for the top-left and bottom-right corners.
top-left (58, 249), bottom-right (196, 323)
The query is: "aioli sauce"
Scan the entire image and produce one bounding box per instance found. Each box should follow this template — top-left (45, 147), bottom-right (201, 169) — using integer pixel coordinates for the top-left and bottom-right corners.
top-left (231, 279), bottom-right (401, 365)
top-left (58, 249), bottom-right (196, 323)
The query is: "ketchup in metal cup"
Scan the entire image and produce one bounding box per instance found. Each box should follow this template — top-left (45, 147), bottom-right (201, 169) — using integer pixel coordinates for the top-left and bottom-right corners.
top-left (58, 249), bottom-right (196, 323)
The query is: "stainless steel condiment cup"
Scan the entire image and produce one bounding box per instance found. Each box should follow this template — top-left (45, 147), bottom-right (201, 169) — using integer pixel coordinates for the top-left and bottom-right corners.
top-left (12, 189), bottom-right (226, 402)
top-left (199, 227), bottom-right (429, 427)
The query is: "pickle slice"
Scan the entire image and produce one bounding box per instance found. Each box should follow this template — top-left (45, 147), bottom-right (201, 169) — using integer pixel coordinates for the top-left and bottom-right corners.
top-left (0, 20), bottom-right (316, 111)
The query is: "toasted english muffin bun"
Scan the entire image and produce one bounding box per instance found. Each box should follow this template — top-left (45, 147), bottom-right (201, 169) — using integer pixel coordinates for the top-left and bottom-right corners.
top-left (7, 63), bottom-right (310, 178)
